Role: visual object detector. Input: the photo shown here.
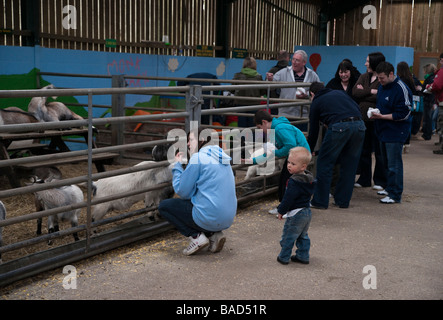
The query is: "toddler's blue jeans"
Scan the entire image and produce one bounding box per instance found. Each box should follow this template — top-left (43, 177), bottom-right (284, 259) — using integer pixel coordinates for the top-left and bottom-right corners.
top-left (278, 207), bottom-right (312, 263)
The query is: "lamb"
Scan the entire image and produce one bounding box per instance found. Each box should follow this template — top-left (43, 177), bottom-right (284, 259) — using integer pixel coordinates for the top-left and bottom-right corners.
top-left (27, 84), bottom-right (83, 123)
top-left (0, 200), bottom-right (5, 264)
top-left (244, 143), bottom-right (285, 180)
top-left (90, 144), bottom-right (174, 223)
top-left (31, 172), bottom-right (83, 245)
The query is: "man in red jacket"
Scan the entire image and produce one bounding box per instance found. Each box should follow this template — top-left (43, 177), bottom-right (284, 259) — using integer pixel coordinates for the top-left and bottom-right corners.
top-left (426, 53), bottom-right (443, 154)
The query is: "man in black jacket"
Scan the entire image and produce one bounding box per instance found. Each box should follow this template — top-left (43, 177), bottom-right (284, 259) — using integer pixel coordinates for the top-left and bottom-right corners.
top-left (307, 82), bottom-right (366, 209)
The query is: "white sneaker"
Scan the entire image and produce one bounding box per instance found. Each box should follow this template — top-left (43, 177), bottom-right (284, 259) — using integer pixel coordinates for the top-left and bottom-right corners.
top-left (183, 233), bottom-right (209, 256)
top-left (354, 183), bottom-right (363, 188)
top-left (268, 208), bottom-right (278, 215)
top-left (380, 196), bottom-right (396, 204)
top-left (377, 190), bottom-right (389, 196)
top-left (208, 232), bottom-right (226, 253)
top-left (372, 185), bottom-right (384, 190)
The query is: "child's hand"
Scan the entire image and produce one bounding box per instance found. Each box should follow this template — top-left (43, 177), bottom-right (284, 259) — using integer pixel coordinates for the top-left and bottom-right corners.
top-left (278, 213), bottom-right (283, 220)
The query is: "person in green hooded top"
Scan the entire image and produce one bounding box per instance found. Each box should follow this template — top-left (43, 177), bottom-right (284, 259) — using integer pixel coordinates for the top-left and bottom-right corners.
top-left (232, 56), bottom-right (266, 128)
top-left (252, 110), bottom-right (311, 214)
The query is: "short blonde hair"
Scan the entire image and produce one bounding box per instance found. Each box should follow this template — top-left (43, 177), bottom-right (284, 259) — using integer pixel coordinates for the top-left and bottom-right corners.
top-left (289, 147), bottom-right (311, 165)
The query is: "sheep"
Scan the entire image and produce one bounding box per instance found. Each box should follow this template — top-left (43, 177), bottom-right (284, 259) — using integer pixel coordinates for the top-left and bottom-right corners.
top-left (27, 84), bottom-right (83, 124)
top-left (244, 143), bottom-right (285, 180)
top-left (0, 200), bottom-right (5, 264)
top-left (31, 173), bottom-right (83, 245)
top-left (90, 144), bottom-right (175, 224)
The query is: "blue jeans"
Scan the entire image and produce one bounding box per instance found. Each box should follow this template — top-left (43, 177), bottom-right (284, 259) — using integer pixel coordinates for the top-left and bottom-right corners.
top-left (379, 142), bottom-right (404, 202)
top-left (312, 120), bottom-right (365, 208)
top-left (278, 207), bottom-right (312, 263)
top-left (158, 198), bottom-right (212, 237)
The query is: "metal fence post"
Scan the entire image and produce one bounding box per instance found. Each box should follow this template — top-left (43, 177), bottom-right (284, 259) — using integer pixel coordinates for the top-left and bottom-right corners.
top-left (111, 75), bottom-right (126, 161)
top-left (185, 85), bottom-right (202, 133)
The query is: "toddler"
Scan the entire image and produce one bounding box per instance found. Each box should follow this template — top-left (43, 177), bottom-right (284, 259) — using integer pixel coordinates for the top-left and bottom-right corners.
top-left (276, 147), bottom-right (316, 265)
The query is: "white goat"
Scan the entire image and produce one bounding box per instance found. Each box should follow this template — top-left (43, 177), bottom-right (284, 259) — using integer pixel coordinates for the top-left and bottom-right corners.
top-left (244, 143), bottom-right (285, 180)
top-left (32, 176), bottom-right (83, 245)
top-left (91, 161), bottom-right (174, 223)
top-left (0, 200), bottom-right (5, 264)
top-left (27, 84), bottom-right (83, 123)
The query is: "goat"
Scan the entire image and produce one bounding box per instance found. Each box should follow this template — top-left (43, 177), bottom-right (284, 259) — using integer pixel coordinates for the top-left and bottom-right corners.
top-left (0, 201), bottom-right (5, 264)
top-left (244, 143), bottom-right (285, 180)
top-left (27, 84), bottom-right (83, 123)
top-left (31, 173), bottom-right (83, 245)
top-left (0, 108), bottom-right (40, 126)
top-left (91, 161), bottom-right (174, 223)
top-left (90, 144), bottom-right (174, 224)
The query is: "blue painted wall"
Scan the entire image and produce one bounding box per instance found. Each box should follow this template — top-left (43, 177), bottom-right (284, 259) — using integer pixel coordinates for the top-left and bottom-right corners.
top-left (0, 45), bottom-right (276, 118)
top-left (1, 44), bottom-right (414, 117)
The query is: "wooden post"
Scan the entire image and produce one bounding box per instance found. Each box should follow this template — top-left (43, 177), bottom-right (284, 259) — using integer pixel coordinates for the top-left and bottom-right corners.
top-left (111, 75), bottom-right (126, 162)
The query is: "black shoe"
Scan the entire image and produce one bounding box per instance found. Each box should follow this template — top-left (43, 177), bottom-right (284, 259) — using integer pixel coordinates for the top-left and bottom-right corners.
top-left (332, 202), bottom-right (348, 208)
top-left (290, 255), bottom-right (309, 264)
top-left (433, 149), bottom-right (443, 154)
top-left (277, 256), bottom-right (289, 265)
top-left (310, 202), bottom-right (327, 210)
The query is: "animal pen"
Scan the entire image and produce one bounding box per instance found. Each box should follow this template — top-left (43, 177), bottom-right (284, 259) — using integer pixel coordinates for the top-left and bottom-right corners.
top-left (0, 76), bottom-right (311, 287)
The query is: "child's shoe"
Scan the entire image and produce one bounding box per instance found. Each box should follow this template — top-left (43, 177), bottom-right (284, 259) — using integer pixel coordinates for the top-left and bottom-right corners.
top-left (277, 256), bottom-right (289, 265)
top-left (291, 255), bottom-right (309, 264)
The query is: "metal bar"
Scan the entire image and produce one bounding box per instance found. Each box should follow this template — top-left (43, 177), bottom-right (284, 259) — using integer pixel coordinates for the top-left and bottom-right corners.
top-left (86, 91), bottom-right (93, 252)
top-left (0, 158), bottom-right (172, 199)
top-left (0, 180), bottom-right (172, 228)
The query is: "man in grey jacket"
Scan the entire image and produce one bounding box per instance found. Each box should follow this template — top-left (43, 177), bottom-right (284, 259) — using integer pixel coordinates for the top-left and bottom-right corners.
top-left (272, 50), bottom-right (320, 127)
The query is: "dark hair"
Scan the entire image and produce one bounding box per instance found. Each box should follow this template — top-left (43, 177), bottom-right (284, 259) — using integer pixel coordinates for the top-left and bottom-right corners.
top-left (309, 82), bottom-right (325, 95)
top-left (376, 61), bottom-right (394, 75)
top-left (254, 109), bottom-right (272, 125)
top-left (440, 53), bottom-right (443, 60)
top-left (396, 61), bottom-right (414, 90)
top-left (368, 52), bottom-right (386, 72)
top-left (188, 127), bottom-right (212, 152)
top-left (338, 60), bottom-right (353, 73)
top-left (277, 50), bottom-right (290, 61)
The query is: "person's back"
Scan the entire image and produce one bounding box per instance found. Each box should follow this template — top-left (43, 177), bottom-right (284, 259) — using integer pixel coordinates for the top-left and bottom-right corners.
top-left (271, 117), bottom-right (310, 159)
top-left (173, 144), bottom-right (237, 232)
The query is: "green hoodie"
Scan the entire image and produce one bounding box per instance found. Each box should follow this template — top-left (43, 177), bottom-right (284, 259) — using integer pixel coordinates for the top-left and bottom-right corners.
top-left (253, 117), bottom-right (310, 164)
top-left (240, 67), bottom-right (260, 77)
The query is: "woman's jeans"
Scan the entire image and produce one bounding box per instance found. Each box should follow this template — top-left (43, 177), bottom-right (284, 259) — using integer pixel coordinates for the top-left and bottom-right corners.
top-left (311, 121), bottom-right (365, 208)
top-left (356, 121), bottom-right (387, 187)
top-left (379, 142), bottom-right (404, 202)
top-left (158, 198), bottom-right (211, 238)
top-left (278, 207), bottom-right (312, 263)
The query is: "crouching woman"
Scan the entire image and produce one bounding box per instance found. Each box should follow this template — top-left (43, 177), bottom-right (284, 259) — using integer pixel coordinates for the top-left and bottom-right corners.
top-left (158, 128), bottom-right (237, 256)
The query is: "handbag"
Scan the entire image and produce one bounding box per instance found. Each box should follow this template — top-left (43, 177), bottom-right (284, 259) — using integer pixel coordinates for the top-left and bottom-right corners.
top-left (412, 95), bottom-right (423, 112)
